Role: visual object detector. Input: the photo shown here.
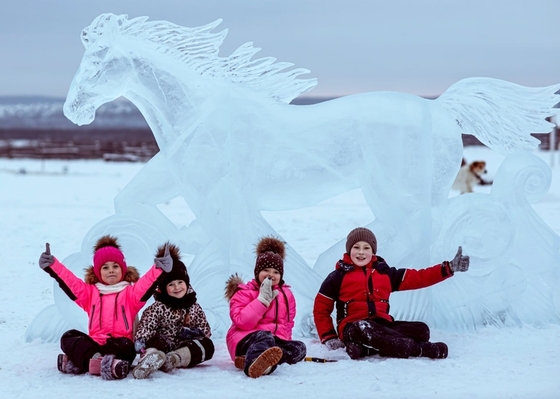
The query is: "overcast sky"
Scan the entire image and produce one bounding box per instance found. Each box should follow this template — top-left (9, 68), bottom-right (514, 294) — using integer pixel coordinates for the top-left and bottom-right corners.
top-left (1, 0), bottom-right (558, 99)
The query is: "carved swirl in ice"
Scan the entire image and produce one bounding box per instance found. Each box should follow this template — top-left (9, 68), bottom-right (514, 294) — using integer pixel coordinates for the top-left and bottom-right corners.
top-left (26, 14), bottom-right (560, 342)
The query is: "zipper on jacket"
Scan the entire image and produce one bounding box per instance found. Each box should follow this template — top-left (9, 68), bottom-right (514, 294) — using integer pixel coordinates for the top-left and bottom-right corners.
top-left (89, 305), bottom-right (95, 330)
top-left (99, 295), bottom-right (103, 329)
top-left (121, 305), bottom-right (129, 330)
top-left (273, 297), bottom-right (279, 334)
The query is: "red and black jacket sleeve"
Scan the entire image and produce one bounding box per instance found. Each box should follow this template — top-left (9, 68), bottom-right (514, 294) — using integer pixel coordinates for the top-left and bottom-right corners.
top-left (313, 268), bottom-right (346, 343)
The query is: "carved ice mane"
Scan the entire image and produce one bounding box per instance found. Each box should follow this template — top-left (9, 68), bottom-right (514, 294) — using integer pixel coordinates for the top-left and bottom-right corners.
top-left (81, 13), bottom-right (318, 103)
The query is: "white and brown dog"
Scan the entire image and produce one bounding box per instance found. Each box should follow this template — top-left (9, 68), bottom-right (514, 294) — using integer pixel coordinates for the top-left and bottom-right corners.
top-left (452, 159), bottom-right (493, 194)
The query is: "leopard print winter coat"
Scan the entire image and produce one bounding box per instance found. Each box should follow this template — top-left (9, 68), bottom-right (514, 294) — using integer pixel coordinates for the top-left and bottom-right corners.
top-left (135, 285), bottom-right (211, 350)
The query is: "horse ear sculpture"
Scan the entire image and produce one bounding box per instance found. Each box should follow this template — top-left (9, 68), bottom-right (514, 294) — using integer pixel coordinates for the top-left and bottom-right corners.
top-left (26, 13), bottom-right (560, 342)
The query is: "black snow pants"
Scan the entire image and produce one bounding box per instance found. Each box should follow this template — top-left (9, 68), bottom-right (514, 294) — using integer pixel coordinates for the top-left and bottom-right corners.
top-left (343, 318), bottom-right (430, 358)
top-left (60, 329), bottom-right (136, 373)
top-left (236, 330), bottom-right (306, 375)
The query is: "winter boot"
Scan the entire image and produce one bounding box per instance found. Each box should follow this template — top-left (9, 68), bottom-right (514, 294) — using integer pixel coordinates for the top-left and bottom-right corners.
top-left (161, 352), bottom-right (181, 372)
top-left (132, 348), bottom-right (166, 379)
top-left (346, 342), bottom-right (378, 359)
top-left (418, 342), bottom-right (448, 359)
top-left (174, 346), bottom-right (192, 368)
top-left (234, 356), bottom-right (245, 370)
top-left (100, 354), bottom-right (130, 380)
top-left (87, 353), bottom-right (103, 375)
top-left (247, 346), bottom-right (283, 378)
top-left (57, 354), bottom-right (81, 374)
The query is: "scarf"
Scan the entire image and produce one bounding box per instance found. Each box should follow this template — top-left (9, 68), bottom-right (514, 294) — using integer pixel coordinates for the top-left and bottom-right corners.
top-left (95, 281), bottom-right (130, 295)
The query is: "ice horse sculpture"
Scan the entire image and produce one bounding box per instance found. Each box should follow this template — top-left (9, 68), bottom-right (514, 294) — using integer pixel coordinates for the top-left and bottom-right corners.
top-left (26, 13), bottom-right (560, 342)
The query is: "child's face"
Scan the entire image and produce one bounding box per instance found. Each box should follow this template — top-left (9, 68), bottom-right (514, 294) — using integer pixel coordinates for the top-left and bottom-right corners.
top-left (350, 241), bottom-right (374, 267)
top-left (258, 268), bottom-right (281, 286)
top-left (100, 261), bottom-right (123, 285)
top-left (166, 279), bottom-right (187, 298)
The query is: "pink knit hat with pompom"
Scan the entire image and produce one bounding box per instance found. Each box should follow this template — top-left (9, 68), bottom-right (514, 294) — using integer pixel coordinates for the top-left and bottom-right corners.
top-left (93, 236), bottom-right (127, 282)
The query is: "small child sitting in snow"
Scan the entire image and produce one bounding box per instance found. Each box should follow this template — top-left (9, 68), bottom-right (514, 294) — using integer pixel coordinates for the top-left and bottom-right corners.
top-left (38, 235), bottom-right (173, 379)
top-left (224, 236), bottom-right (306, 378)
top-left (132, 243), bottom-right (214, 379)
top-left (313, 227), bottom-right (470, 360)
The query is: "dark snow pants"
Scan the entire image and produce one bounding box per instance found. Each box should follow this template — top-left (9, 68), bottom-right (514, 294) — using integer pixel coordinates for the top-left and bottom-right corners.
top-left (236, 330), bottom-right (306, 375)
top-left (145, 333), bottom-right (215, 367)
top-left (343, 319), bottom-right (430, 358)
top-left (60, 329), bottom-right (136, 373)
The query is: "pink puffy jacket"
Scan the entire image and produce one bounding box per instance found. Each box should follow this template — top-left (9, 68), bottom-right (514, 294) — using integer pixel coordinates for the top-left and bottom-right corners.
top-left (226, 279), bottom-right (296, 361)
top-left (47, 258), bottom-right (162, 345)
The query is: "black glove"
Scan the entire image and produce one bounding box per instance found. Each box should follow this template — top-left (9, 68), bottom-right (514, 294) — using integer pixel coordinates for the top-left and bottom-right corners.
top-left (39, 243), bottom-right (54, 269)
top-left (179, 327), bottom-right (205, 340)
top-left (154, 243), bottom-right (173, 273)
top-left (449, 246), bottom-right (469, 273)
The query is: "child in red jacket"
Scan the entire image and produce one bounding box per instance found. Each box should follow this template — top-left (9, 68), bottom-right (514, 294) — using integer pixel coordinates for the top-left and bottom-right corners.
top-left (38, 235), bottom-right (172, 379)
top-left (313, 227), bottom-right (469, 360)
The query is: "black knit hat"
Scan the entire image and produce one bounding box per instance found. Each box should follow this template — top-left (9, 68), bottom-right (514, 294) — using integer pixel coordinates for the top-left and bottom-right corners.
top-left (254, 236), bottom-right (285, 284)
top-left (153, 242), bottom-right (196, 309)
top-left (346, 227), bottom-right (377, 254)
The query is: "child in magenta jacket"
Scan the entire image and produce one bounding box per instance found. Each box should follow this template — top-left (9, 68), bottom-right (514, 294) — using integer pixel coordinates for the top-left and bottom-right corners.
top-left (224, 237), bottom-right (306, 378)
top-left (38, 235), bottom-right (172, 380)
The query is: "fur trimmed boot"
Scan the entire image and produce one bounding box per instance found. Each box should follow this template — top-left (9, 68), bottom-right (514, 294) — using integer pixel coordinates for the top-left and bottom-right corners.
top-left (100, 354), bottom-right (129, 380)
top-left (57, 354), bottom-right (81, 374)
top-left (87, 353), bottom-right (103, 375)
top-left (132, 348), bottom-right (166, 379)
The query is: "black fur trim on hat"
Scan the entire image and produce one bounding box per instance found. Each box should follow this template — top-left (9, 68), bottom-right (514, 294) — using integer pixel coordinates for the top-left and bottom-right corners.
top-left (153, 242), bottom-right (196, 309)
top-left (155, 242), bottom-right (181, 260)
top-left (93, 235), bottom-right (121, 252)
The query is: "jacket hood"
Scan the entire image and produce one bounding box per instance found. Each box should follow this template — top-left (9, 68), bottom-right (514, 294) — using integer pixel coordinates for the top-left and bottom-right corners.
top-left (84, 265), bottom-right (140, 285)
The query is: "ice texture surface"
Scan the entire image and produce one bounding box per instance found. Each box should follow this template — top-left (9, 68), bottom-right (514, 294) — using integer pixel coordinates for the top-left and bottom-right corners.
top-left (26, 13), bottom-right (560, 342)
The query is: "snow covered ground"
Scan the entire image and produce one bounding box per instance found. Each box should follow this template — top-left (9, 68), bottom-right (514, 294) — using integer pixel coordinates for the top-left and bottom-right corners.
top-left (1, 146), bottom-right (559, 398)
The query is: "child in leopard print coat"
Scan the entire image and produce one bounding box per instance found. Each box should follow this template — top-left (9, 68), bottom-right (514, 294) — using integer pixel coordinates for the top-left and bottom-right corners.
top-left (132, 243), bottom-right (214, 379)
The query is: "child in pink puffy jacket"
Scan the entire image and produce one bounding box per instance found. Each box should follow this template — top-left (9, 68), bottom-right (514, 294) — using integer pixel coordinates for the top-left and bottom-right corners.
top-left (224, 237), bottom-right (306, 378)
top-left (38, 235), bottom-right (172, 380)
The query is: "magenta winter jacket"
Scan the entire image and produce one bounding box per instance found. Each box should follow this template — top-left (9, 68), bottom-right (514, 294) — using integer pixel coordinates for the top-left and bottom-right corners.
top-left (47, 258), bottom-right (162, 345)
top-left (226, 279), bottom-right (296, 361)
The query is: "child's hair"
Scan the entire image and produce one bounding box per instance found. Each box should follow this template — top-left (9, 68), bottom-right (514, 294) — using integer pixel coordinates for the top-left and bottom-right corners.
top-left (92, 235), bottom-right (127, 281)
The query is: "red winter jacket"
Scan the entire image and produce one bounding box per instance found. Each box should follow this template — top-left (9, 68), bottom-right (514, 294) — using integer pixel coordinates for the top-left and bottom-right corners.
top-left (313, 254), bottom-right (453, 343)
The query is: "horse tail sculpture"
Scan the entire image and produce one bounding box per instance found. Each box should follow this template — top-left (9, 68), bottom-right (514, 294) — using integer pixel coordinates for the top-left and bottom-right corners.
top-left (436, 77), bottom-right (559, 154)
